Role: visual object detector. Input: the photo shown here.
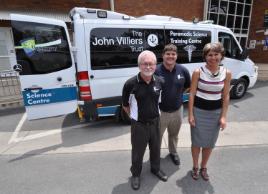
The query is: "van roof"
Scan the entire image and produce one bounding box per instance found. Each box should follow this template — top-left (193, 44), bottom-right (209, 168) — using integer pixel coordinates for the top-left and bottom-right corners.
top-left (70, 7), bottom-right (232, 32)
top-left (137, 15), bottom-right (184, 22)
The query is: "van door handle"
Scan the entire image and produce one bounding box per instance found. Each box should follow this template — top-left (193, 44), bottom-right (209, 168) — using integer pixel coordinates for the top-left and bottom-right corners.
top-left (24, 87), bottom-right (43, 91)
top-left (57, 77), bottom-right (62, 82)
top-left (90, 75), bottom-right (94, 79)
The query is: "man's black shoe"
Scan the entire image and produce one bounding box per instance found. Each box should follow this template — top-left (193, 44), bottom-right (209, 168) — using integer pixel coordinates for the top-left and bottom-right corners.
top-left (131, 176), bottom-right (140, 190)
top-left (151, 170), bottom-right (168, 182)
top-left (169, 153), bottom-right (180, 165)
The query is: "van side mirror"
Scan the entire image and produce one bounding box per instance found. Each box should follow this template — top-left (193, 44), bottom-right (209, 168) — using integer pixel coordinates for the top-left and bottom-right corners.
top-left (237, 48), bottom-right (248, 60)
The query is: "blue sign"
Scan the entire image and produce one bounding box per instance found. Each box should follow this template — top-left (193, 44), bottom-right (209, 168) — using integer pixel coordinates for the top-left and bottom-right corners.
top-left (265, 15), bottom-right (268, 27)
top-left (22, 87), bottom-right (77, 106)
top-left (265, 37), bottom-right (268, 46)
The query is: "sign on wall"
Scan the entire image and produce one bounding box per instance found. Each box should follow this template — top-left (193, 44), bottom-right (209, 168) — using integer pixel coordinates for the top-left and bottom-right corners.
top-left (249, 40), bottom-right (256, 49)
top-left (265, 9), bottom-right (268, 28)
top-left (265, 37), bottom-right (268, 46)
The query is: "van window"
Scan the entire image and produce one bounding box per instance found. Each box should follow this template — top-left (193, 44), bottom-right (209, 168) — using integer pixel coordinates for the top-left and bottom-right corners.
top-left (12, 21), bottom-right (72, 75)
top-left (90, 28), bottom-right (211, 69)
top-left (164, 29), bottom-right (211, 63)
top-left (90, 28), bottom-right (165, 70)
top-left (218, 32), bottom-right (241, 59)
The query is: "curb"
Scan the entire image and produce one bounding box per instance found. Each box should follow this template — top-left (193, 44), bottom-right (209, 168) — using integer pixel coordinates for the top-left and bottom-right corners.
top-left (0, 99), bottom-right (23, 110)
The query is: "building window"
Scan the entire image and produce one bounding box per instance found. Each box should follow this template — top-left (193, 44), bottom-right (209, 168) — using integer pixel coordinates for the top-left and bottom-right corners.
top-left (206, 0), bottom-right (253, 48)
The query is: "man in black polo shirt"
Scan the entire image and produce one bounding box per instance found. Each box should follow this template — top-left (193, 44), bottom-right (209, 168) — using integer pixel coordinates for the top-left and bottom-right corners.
top-left (155, 44), bottom-right (191, 166)
top-left (122, 50), bottom-right (168, 190)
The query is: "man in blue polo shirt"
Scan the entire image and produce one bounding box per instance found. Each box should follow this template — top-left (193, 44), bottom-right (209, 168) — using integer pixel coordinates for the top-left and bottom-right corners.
top-left (155, 44), bottom-right (191, 166)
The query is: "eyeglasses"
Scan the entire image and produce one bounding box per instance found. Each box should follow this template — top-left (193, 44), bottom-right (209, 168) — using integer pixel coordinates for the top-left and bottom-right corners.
top-left (141, 62), bottom-right (155, 67)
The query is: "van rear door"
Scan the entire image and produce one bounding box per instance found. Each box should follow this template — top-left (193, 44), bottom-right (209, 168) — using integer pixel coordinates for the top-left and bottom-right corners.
top-left (11, 14), bottom-right (77, 120)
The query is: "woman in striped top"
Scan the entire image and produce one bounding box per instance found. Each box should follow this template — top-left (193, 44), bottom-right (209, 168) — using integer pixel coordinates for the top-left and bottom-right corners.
top-left (188, 42), bottom-right (232, 181)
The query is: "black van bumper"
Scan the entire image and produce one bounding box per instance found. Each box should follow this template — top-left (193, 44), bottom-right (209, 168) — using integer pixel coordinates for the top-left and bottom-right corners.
top-left (80, 96), bottom-right (122, 121)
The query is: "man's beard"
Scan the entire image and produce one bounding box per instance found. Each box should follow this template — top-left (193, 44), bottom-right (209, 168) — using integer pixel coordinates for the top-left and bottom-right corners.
top-left (142, 70), bottom-right (154, 77)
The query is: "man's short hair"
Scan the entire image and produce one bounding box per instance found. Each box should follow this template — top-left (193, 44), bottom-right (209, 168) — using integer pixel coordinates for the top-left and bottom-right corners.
top-left (137, 50), bottom-right (157, 65)
top-left (163, 44), bottom-right (178, 54)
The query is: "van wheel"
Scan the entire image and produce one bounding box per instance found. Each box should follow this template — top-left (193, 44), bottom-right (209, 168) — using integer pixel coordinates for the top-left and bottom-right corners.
top-left (231, 78), bottom-right (248, 99)
top-left (120, 107), bottom-right (131, 124)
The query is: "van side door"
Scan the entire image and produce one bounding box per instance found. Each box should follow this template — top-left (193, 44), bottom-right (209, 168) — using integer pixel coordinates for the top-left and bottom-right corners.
top-left (85, 24), bottom-right (165, 102)
top-left (163, 25), bottom-right (212, 75)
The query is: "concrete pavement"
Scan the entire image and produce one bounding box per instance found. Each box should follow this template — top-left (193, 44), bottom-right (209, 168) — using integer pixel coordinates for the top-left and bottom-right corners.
top-left (1, 118), bottom-right (268, 155)
top-left (1, 144), bottom-right (268, 194)
top-left (1, 81), bottom-right (268, 193)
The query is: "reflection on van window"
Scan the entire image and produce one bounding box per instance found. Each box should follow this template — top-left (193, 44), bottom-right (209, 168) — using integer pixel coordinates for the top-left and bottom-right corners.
top-left (90, 28), bottom-right (211, 70)
top-left (90, 28), bottom-right (165, 70)
top-left (165, 29), bottom-right (211, 63)
top-left (218, 32), bottom-right (241, 59)
top-left (12, 21), bottom-right (71, 75)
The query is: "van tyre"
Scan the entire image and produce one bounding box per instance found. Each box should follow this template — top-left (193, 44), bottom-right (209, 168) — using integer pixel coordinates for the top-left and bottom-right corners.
top-left (121, 107), bottom-right (131, 124)
top-left (231, 78), bottom-right (248, 99)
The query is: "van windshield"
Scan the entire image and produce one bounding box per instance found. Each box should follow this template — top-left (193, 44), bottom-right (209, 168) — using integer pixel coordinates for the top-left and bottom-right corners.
top-left (12, 21), bottom-right (72, 75)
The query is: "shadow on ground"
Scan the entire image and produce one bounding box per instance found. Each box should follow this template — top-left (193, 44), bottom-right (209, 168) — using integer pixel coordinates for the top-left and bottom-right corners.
top-left (176, 171), bottom-right (214, 194)
top-left (8, 114), bottom-right (130, 162)
top-left (112, 156), bottom-right (180, 194)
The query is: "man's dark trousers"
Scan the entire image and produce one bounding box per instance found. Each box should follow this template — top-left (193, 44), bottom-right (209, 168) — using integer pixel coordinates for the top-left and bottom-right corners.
top-left (130, 117), bottom-right (160, 176)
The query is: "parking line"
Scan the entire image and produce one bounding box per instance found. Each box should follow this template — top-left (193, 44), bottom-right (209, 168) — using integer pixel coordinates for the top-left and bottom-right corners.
top-left (8, 113), bottom-right (26, 144)
top-left (9, 122), bottom-right (89, 143)
top-left (14, 128), bottom-right (62, 142)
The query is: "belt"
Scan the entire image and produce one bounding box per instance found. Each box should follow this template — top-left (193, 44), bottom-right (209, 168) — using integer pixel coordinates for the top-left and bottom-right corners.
top-left (164, 109), bottom-right (178, 113)
top-left (137, 117), bottom-right (159, 125)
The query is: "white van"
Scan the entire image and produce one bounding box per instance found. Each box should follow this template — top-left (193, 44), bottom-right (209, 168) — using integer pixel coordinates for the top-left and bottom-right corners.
top-left (10, 7), bottom-right (258, 121)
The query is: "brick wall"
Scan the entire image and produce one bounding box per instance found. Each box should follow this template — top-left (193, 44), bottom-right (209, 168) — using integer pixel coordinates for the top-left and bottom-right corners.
top-left (1, 0), bottom-right (203, 23)
top-left (248, 0), bottom-right (268, 63)
top-left (114, 0), bottom-right (204, 20)
top-left (1, 0), bottom-right (110, 12)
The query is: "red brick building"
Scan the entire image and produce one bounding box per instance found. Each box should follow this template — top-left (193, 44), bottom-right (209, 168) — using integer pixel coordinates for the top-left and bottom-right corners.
top-left (0, 0), bottom-right (267, 78)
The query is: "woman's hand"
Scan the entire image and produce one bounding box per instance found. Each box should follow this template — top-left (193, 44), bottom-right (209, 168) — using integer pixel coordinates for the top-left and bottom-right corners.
top-left (188, 115), bottom-right (195, 127)
top-left (219, 117), bottom-right (226, 131)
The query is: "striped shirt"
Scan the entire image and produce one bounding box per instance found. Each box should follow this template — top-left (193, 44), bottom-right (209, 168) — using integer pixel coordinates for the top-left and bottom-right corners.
top-left (194, 65), bottom-right (226, 110)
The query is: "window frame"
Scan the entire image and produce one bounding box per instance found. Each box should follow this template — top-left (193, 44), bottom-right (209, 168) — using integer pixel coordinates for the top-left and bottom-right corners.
top-left (205, 0), bottom-right (253, 48)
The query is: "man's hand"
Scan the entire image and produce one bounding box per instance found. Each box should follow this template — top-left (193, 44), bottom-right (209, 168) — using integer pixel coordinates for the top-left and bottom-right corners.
top-left (122, 106), bottom-right (130, 116)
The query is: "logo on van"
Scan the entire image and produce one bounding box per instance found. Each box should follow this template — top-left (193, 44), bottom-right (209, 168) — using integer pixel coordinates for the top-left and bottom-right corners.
top-left (22, 87), bottom-right (77, 106)
top-left (16, 38), bottom-right (61, 57)
top-left (184, 45), bottom-right (196, 62)
top-left (20, 38), bottom-right (36, 57)
top-left (147, 34), bottom-right (158, 47)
